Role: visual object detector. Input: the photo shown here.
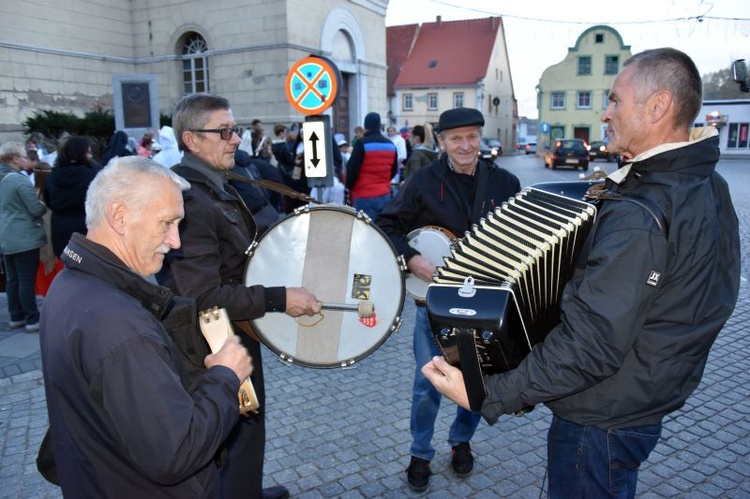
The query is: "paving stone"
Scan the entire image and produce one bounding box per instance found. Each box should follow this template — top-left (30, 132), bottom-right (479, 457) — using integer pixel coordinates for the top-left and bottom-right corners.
top-left (1, 160), bottom-right (748, 498)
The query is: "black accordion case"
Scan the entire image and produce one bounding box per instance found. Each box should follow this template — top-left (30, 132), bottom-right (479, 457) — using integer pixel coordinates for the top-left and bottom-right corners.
top-left (425, 184), bottom-right (599, 412)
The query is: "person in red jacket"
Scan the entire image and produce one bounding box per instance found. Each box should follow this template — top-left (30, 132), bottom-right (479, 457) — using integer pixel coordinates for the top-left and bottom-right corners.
top-left (344, 112), bottom-right (397, 219)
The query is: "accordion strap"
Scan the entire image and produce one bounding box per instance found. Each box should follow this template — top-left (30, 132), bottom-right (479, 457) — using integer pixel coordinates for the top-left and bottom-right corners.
top-left (586, 187), bottom-right (669, 237)
top-left (456, 329), bottom-right (486, 413)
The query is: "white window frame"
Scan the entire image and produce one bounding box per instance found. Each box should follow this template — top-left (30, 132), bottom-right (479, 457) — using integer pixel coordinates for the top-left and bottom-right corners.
top-left (403, 93), bottom-right (413, 111)
top-left (551, 92), bottom-right (565, 110)
top-left (427, 92), bottom-right (438, 111)
top-left (577, 91), bottom-right (592, 109)
top-left (181, 33), bottom-right (210, 95)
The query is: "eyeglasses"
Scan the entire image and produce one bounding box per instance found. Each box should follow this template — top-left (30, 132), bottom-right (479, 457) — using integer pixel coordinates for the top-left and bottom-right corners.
top-left (190, 127), bottom-right (243, 140)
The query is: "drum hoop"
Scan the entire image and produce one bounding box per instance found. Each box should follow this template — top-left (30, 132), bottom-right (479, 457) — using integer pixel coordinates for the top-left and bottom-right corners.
top-left (415, 225), bottom-right (457, 241)
top-left (244, 205), bottom-right (406, 368)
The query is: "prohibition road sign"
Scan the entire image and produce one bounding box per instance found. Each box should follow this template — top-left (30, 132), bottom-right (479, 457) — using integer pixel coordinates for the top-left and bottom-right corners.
top-left (285, 56), bottom-right (340, 116)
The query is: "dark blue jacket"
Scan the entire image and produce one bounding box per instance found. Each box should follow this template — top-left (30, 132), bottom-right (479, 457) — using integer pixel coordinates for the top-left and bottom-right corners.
top-left (40, 233), bottom-right (240, 498)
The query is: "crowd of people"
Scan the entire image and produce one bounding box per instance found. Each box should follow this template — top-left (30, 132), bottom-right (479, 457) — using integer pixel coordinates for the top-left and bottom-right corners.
top-left (0, 47), bottom-right (741, 498)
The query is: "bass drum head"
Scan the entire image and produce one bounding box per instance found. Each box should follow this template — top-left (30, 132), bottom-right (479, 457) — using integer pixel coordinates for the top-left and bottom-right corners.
top-left (244, 206), bottom-right (405, 368)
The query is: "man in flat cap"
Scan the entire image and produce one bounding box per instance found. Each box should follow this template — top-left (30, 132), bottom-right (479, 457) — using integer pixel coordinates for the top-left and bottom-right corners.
top-left (376, 107), bottom-right (521, 492)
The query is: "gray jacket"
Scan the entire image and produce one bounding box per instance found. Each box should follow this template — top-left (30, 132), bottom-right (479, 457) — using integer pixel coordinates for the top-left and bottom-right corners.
top-left (481, 128), bottom-right (741, 430)
top-left (0, 163), bottom-right (47, 255)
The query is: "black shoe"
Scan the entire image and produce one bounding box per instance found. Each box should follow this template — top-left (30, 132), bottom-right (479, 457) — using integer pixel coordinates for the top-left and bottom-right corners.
top-left (451, 442), bottom-right (474, 476)
top-left (406, 456), bottom-right (432, 492)
top-left (262, 485), bottom-right (289, 499)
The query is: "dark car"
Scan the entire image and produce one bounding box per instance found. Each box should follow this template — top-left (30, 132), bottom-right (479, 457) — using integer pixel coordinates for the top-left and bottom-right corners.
top-left (544, 139), bottom-right (589, 171)
top-left (479, 137), bottom-right (502, 160)
top-left (587, 141), bottom-right (615, 162)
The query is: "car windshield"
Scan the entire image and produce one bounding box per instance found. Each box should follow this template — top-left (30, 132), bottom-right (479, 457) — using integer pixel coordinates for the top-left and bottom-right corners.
top-left (559, 140), bottom-right (585, 152)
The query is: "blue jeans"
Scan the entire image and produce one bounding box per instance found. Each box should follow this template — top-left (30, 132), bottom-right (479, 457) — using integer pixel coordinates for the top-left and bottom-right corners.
top-left (353, 194), bottom-right (391, 221)
top-left (410, 306), bottom-right (481, 461)
top-left (4, 249), bottom-right (41, 325)
top-left (547, 415), bottom-right (661, 498)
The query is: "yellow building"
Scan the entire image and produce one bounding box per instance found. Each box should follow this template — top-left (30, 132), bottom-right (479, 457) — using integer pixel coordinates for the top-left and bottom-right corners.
top-left (536, 25), bottom-right (632, 149)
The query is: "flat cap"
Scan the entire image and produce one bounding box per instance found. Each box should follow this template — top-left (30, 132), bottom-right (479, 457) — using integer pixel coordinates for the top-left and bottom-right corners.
top-left (437, 107), bottom-right (485, 133)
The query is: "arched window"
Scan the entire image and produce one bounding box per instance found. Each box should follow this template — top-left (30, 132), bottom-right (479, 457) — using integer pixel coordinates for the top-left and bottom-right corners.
top-left (181, 32), bottom-right (209, 95)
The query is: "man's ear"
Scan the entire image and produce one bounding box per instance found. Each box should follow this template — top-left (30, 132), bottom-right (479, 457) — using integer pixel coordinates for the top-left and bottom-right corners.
top-left (108, 200), bottom-right (127, 235)
top-left (649, 90), bottom-right (673, 125)
top-left (182, 130), bottom-right (198, 154)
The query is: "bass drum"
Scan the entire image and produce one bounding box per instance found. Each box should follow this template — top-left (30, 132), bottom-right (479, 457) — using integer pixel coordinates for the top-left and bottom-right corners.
top-left (244, 206), bottom-right (405, 368)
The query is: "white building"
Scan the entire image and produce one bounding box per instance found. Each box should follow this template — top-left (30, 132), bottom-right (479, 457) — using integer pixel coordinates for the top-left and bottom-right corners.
top-left (696, 99), bottom-right (750, 158)
top-left (0, 0), bottom-right (390, 143)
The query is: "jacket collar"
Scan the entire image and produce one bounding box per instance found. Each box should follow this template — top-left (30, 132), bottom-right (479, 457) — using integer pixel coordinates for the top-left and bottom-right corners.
top-left (177, 153), bottom-right (229, 193)
top-left (61, 233), bottom-right (174, 320)
top-left (609, 127), bottom-right (719, 186)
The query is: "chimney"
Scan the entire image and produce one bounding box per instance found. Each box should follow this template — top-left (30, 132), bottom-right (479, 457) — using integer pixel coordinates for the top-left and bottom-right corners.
top-left (436, 15), bottom-right (441, 27)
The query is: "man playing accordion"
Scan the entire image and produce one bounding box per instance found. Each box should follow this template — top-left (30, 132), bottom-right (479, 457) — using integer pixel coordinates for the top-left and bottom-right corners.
top-left (423, 48), bottom-right (741, 498)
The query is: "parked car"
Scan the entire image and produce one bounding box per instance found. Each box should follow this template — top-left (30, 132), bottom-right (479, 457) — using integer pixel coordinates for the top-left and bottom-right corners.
top-left (479, 137), bottom-right (502, 160)
top-left (587, 141), bottom-right (615, 162)
top-left (524, 142), bottom-right (537, 155)
top-left (544, 139), bottom-right (589, 171)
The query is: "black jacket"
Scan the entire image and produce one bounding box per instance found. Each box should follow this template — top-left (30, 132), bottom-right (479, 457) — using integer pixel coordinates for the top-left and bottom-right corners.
top-left (482, 128), bottom-right (741, 429)
top-left (40, 234), bottom-right (240, 498)
top-left (163, 153), bottom-right (281, 497)
top-left (161, 153), bottom-right (286, 321)
top-left (376, 155), bottom-right (521, 261)
top-left (44, 162), bottom-right (101, 256)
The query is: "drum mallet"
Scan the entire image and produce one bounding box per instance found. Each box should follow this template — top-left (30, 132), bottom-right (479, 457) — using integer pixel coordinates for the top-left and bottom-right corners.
top-left (319, 301), bottom-right (375, 318)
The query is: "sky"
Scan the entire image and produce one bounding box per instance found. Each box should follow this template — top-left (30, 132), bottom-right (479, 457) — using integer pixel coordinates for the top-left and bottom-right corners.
top-left (385, 0), bottom-right (750, 119)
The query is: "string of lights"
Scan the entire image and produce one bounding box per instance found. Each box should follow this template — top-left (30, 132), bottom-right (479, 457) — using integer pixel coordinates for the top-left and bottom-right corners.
top-left (428, 0), bottom-right (750, 26)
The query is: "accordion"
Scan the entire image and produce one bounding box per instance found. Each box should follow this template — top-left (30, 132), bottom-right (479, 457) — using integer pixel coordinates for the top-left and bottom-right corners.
top-left (426, 184), bottom-right (598, 412)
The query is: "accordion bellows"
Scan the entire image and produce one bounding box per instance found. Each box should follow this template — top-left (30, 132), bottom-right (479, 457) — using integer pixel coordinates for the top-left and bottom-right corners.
top-left (426, 187), bottom-right (597, 411)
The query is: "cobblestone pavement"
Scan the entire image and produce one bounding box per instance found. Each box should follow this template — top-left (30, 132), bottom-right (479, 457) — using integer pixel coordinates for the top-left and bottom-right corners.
top-left (1, 159), bottom-right (748, 498)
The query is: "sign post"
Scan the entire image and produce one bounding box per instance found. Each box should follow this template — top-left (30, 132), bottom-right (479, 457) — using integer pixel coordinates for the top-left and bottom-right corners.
top-left (285, 55), bottom-right (342, 193)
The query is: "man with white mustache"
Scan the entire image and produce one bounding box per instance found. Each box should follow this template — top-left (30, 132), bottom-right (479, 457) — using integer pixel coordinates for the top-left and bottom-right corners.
top-left (40, 156), bottom-right (253, 497)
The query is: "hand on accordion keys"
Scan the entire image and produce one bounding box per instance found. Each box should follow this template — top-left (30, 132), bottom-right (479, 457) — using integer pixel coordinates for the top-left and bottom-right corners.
top-left (422, 355), bottom-right (472, 412)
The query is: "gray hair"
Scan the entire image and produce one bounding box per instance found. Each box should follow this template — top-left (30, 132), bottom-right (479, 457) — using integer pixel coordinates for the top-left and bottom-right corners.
top-left (0, 142), bottom-right (27, 163)
top-left (172, 93), bottom-right (231, 152)
top-left (85, 156), bottom-right (190, 230)
top-left (623, 48), bottom-right (702, 129)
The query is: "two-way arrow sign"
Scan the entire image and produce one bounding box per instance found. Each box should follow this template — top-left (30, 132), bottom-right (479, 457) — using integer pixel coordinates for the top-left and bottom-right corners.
top-left (302, 120), bottom-right (328, 179)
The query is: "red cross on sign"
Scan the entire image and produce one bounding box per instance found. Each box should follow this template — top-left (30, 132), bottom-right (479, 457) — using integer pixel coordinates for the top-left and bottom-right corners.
top-left (285, 56), bottom-right (340, 116)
